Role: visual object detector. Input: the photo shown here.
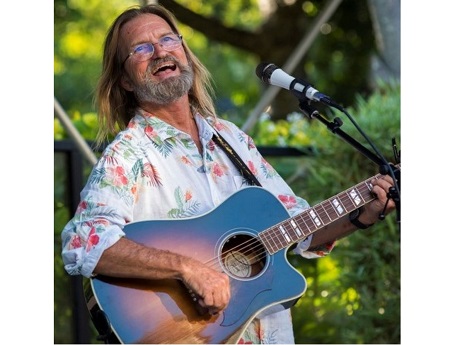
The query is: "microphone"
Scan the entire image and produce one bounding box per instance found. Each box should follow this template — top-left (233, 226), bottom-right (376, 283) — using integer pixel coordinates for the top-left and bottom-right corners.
top-left (255, 62), bottom-right (340, 107)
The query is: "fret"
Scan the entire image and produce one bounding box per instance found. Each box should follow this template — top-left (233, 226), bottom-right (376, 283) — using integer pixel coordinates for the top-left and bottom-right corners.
top-left (259, 231), bottom-right (276, 254)
top-left (341, 179), bottom-right (374, 211)
top-left (319, 202), bottom-right (334, 223)
top-left (356, 184), bottom-right (368, 203)
top-left (330, 197), bottom-right (346, 217)
top-left (289, 218), bottom-right (305, 238)
top-left (340, 189), bottom-right (355, 212)
top-left (293, 214), bottom-right (313, 238)
top-left (279, 218), bottom-right (306, 246)
top-left (284, 219), bottom-right (302, 242)
top-left (257, 166), bottom-right (399, 255)
top-left (361, 180), bottom-right (374, 201)
top-left (308, 208), bottom-right (323, 228)
top-left (348, 187), bottom-right (364, 208)
top-left (269, 229), bottom-right (284, 252)
top-left (329, 201), bottom-right (342, 220)
top-left (299, 212), bottom-right (316, 232)
top-left (278, 224), bottom-right (292, 243)
top-left (282, 221), bottom-right (296, 242)
top-left (268, 226), bottom-right (287, 252)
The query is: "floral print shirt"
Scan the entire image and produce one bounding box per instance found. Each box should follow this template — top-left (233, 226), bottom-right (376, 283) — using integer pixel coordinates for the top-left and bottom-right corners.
top-left (61, 109), bottom-right (334, 344)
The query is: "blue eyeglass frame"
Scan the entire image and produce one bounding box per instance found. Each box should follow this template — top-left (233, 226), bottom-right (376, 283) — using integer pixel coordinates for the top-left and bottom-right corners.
top-left (122, 34), bottom-right (183, 66)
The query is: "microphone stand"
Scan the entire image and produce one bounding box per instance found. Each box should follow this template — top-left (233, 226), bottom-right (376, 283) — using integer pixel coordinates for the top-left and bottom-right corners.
top-left (297, 100), bottom-right (401, 226)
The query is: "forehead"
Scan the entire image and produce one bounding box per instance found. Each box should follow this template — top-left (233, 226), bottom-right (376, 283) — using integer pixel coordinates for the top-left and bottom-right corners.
top-left (121, 13), bottom-right (173, 43)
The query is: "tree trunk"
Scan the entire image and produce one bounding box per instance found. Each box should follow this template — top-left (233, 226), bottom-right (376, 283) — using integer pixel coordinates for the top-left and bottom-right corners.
top-left (367, 0), bottom-right (401, 85)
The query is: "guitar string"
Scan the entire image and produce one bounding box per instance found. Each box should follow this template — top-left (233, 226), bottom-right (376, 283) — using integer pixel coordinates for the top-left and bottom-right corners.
top-left (222, 164), bottom-right (399, 267)
top-left (177, 169), bottom-right (398, 313)
top-left (217, 184), bottom-right (376, 273)
top-left (207, 177), bottom-right (376, 272)
top-left (211, 133), bottom-right (399, 270)
top-left (202, 174), bottom-right (383, 273)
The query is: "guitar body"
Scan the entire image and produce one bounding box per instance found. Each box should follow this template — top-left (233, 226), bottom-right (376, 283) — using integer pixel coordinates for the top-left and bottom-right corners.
top-left (85, 187), bottom-right (307, 344)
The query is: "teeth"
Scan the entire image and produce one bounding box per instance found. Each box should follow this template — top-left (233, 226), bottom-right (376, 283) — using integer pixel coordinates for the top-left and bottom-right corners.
top-left (154, 63), bottom-right (175, 74)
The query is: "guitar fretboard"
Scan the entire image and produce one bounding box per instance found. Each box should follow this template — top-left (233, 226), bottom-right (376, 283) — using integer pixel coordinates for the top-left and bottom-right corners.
top-left (259, 173), bottom-right (380, 255)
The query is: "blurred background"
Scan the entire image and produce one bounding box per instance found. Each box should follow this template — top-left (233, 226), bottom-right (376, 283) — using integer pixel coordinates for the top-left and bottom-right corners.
top-left (54, 0), bottom-right (401, 343)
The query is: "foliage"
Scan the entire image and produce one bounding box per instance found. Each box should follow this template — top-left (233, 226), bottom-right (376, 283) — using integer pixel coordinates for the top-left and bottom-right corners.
top-left (54, 0), bottom-right (262, 127)
top-left (54, 0), bottom-right (136, 114)
top-left (256, 80), bottom-right (400, 344)
top-left (54, 0), bottom-right (388, 126)
top-left (303, 0), bottom-right (376, 107)
top-left (171, 0), bottom-right (264, 28)
top-left (54, 111), bottom-right (99, 140)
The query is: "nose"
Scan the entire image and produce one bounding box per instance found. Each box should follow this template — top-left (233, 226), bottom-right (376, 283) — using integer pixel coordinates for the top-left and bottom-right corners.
top-left (151, 42), bottom-right (169, 59)
top-left (151, 43), bottom-right (168, 59)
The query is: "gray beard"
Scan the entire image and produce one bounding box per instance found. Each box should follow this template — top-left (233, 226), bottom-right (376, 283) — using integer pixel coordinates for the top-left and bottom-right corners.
top-left (133, 60), bottom-right (194, 105)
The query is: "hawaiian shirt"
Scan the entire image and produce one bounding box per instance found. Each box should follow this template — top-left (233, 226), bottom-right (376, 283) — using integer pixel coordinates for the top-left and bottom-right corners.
top-left (61, 109), bottom-right (334, 343)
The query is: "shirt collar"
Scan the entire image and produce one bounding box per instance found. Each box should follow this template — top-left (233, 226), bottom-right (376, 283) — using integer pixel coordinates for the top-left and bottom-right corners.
top-left (132, 108), bottom-right (217, 144)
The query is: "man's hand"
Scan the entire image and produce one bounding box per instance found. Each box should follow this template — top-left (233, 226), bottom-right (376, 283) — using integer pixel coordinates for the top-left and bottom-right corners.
top-left (360, 174), bottom-right (397, 224)
top-left (181, 259), bottom-right (231, 315)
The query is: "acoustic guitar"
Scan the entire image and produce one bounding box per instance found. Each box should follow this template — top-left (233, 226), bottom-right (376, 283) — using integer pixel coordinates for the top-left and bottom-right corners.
top-left (84, 168), bottom-right (397, 344)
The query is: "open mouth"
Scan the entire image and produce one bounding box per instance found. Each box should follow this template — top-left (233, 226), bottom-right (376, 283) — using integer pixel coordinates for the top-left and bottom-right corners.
top-left (152, 63), bottom-right (177, 75)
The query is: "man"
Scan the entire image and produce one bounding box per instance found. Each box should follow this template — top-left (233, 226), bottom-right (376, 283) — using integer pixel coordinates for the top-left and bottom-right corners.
top-left (61, 4), bottom-right (396, 344)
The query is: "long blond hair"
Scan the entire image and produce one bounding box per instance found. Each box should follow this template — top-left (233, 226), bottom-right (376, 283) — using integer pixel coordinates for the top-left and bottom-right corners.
top-left (94, 4), bottom-right (216, 147)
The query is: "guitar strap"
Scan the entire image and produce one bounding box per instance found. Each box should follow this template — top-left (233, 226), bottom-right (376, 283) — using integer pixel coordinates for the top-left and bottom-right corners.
top-left (212, 131), bottom-right (262, 187)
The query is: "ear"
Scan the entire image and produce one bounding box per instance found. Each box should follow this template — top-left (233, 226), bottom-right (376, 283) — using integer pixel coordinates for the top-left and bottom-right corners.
top-left (120, 74), bottom-right (134, 92)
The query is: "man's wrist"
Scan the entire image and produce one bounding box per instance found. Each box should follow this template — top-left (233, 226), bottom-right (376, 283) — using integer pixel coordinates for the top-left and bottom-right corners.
top-left (349, 207), bottom-right (375, 229)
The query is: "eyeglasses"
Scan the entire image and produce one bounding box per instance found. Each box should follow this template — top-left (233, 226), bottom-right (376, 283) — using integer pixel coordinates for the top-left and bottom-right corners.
top-left (122, 34), bottom-right (183, 66)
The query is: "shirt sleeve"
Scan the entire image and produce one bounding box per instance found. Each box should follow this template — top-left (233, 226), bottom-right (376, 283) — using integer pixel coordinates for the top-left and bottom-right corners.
top-left (293, 237), bottom-right (336, 258)
top-left (61, 144), bottom-right (138, 277)
top-left (60, 188), bottom-right (128, 277)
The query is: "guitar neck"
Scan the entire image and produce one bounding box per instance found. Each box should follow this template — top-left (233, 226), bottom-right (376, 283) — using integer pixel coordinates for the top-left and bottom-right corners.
top-left (259, 173), bottom-right (381, 255)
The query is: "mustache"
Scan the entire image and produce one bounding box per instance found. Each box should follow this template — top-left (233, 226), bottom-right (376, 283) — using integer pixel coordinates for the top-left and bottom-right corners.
top-left (133, 55), bottom-right (194, 105)
top-left (147, 56), bottom-right (188, 73)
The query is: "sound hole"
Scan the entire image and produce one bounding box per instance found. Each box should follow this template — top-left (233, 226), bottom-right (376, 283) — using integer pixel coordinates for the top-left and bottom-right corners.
top-left (221, 234), bottom-right (267, 280)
